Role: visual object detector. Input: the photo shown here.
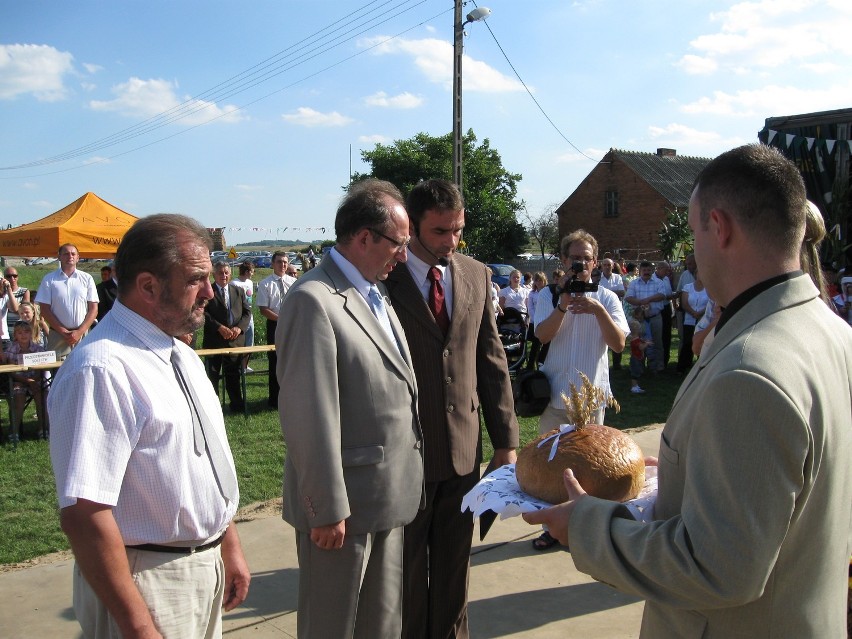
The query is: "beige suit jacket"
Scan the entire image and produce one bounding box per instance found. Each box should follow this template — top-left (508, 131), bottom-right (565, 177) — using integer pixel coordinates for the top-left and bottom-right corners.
top-left (277, 257), bottom-right (424, 535)
top-left (570, 274), bottom-right (852, 638)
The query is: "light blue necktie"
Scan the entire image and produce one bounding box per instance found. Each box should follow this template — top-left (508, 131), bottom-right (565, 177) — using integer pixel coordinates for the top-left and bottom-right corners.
top-left (368, 285), bottom-right (399, 351)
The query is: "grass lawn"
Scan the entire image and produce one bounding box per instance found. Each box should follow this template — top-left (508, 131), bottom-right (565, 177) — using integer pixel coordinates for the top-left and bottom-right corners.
top-left (0, 260), bottom-right (687, 565)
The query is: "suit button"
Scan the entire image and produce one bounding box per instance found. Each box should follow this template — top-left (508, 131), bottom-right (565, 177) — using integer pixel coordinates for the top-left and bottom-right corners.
top-left (445, 376), bottom-right (452, 384)
top-left (447, 404), bottom-right (455, 413)
top-left (414, 441), bottom-right (422, 449)
top-left (443, 349), bottom-right (450, 357)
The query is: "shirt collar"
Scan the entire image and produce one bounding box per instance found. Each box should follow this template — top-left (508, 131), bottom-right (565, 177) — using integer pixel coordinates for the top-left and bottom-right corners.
top-left (329, 247), bottom-right (374, 301)
top-left (110, 300), bottom-right (180, 366)
top-left (406, 248), bottom-right (447, 285)
top-left (715, 270), bottom-right (802, 334)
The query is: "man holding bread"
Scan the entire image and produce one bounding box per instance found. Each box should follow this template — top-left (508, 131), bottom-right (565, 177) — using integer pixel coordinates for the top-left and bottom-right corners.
top-left (525, 144), bottom-right (852, 637)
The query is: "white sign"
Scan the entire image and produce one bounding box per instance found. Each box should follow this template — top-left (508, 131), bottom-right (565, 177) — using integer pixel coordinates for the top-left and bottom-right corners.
top-left (20, 350), bottom-right (57, 366)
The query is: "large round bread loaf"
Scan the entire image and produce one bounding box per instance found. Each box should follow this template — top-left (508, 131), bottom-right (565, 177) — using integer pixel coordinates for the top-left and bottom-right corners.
top-left (516, 425), bottom-right (645, 503)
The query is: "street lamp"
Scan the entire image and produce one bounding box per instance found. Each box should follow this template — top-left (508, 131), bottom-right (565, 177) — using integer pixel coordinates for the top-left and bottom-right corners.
top-left (452, 2), bottom-right (491, 190)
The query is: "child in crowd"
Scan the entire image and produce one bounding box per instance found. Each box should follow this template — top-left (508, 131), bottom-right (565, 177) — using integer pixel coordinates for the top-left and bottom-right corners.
top-left (17, 301), bottom-right (49, 346)
top-left (4, 320), bottom-right (48, 437)
top-left (627, 318), bottom-right (651, 394)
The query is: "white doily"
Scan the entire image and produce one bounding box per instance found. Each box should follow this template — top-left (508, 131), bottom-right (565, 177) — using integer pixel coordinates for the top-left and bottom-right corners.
top-left (461, 463), bottom-right (657, 523)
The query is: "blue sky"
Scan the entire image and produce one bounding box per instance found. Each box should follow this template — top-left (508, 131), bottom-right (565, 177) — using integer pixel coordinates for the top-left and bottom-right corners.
top-left (2, 0), bottom-right (851, 247)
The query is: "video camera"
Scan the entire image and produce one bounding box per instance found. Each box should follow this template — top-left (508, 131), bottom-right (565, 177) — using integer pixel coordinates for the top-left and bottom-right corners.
top-left (566, 260), bottom-right (598, 293)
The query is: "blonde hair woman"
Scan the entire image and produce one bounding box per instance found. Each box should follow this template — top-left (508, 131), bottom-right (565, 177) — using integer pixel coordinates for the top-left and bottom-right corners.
top-left (17, 301), bottom-right (49, 346)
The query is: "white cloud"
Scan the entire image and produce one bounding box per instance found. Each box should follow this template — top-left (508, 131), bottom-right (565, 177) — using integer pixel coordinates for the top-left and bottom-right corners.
top-left (281, 107), bottom-right (353, 127)
top-left (89, 77), bottom-right (244, 124)
top-left (647, 123), bottom-right (728, 147)
top-left (364, 91), bottom-right (423, 109)
top-left (360, 36), bottom-right (523, 93)
top-left (799, 61), bottom-right (841, 74)
top-left (676, 1), bottom-right (852, 75)
top-left (358, 134), bottom-right (389, 144)
top-left (674, 54), bottom-right (718, 75)
top-left (681, 82), bottom-right (852, 117)
top-left (0, 44), bottom-right (74, 101)
top-left (82, 63), bottom-right (103, 74)
top-left (82, 156), bottom-right (111, 166)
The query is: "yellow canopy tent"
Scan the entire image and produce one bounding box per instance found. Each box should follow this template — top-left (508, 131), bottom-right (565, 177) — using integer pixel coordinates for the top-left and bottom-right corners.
top-left (0, 192), bottom-right (139, 258)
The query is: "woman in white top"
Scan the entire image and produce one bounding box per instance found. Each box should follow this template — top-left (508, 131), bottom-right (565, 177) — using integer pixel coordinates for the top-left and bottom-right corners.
top-left (498, 269), bottom-right (530, 317)
top-left (525, 272), bottom-right (548, 369)
top-left (677, 272), bottom-right (709, 372)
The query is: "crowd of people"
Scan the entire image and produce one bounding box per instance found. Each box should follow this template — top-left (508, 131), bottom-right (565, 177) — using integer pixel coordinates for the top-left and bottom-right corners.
top-left (0, 143), bottom-right (847, 639)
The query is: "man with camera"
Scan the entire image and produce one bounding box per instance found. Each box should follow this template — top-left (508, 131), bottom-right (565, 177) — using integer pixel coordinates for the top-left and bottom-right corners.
top-left (534, 229), bottom-right (628, 434)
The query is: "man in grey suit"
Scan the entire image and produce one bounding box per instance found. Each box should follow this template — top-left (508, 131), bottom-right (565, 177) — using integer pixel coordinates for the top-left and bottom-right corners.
top-left (525, 144), bottom-right (852, 637)
top-left (386, 179), bottom-right (518, 639)
top-left (277, 179), bottom-right (424, 639)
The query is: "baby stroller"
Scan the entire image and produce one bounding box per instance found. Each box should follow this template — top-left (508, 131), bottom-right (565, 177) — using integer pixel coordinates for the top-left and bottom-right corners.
top-left (497, 307), bottom-right (528, 376)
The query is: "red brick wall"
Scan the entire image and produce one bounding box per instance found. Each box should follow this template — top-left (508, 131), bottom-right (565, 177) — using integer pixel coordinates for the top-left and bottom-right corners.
top-left (556, 155), bottom-right (670, 261)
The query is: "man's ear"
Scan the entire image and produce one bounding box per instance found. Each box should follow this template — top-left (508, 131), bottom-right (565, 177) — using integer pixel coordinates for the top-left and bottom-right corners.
top-left (354, 228), bottom-right (372, 252)
top-left (135, 272), bottom-right (160, 304)
top-left (709, 208), bottom-right (733, 249)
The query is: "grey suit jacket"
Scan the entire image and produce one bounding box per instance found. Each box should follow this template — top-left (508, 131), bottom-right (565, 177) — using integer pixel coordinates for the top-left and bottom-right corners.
top-left (277, 257), bottom-right (424, 535)
top-left (385, 254), bottom-right (518, 481)
top-left (569, 274), bottom-right (852, 638)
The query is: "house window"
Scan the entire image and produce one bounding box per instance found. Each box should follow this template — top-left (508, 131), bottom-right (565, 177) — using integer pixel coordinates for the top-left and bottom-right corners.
top-left (605, 191), bottom-right (619, 217)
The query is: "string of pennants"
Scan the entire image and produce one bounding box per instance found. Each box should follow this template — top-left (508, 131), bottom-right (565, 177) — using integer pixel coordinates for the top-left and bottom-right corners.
top-left (224, 226), bottom-right (327, 234)
top-left (765, 129), bottom-right (852, 154)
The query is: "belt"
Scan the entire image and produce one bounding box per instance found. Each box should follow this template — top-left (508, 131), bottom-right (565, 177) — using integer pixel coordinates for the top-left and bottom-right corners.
top-left (126, 533), bottom-right (225, 555)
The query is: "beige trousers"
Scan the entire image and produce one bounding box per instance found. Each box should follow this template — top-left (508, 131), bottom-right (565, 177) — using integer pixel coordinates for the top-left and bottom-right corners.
top-left (73, 546), bottom-right (225, 638)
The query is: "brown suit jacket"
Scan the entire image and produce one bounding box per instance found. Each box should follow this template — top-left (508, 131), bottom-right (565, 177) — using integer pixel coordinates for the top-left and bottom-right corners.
top-left (386, 253), bottom-right (518, 481)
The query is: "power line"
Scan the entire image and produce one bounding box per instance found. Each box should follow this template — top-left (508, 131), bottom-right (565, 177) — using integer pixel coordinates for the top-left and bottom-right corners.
top-left (471, 1), bottom-right (596, 162)
top-left (1, 0), bottom-right (434, 172)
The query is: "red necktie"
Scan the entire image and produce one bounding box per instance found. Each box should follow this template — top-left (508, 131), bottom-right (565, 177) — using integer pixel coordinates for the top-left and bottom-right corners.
top-left (427, 267), bottom-right (450, 335)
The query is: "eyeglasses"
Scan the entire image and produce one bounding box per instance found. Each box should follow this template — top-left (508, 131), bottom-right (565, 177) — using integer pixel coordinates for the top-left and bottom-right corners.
top-left (567, 256), bottom-right (594, 264)
top-left (5, 274), bottom-right (17, 278)
top-left (370, 228), bottom-right (410, 251)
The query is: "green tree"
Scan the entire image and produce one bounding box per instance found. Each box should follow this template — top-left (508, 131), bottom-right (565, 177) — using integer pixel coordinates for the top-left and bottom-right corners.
top-left (524, 204), bottom-right (560, 265)
top-left (350, 130), bottom-right (527, 262)
top-left (658, 207), bottom-right (693, 262)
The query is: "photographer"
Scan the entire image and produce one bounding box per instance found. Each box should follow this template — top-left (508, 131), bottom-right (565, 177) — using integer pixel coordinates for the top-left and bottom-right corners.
top-left (534, 229), bottom-right (628, 434)
top-left (0, 272), bottom-right (21, 350)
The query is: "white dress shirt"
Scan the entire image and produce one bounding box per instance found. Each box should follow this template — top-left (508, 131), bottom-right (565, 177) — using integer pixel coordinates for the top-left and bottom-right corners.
top-left (256, 272), bottom-right (297, 315)
top-left (49, 300), bottom-right (237, 545)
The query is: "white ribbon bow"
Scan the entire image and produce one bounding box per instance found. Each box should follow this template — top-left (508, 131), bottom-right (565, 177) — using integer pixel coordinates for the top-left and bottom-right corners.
top-left (537, 423), bottom-right (577, 461)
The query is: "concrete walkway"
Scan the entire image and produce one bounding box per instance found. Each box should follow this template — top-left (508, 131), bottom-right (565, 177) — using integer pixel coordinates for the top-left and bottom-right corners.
top-left (0, 426), bottom-right (662, 638)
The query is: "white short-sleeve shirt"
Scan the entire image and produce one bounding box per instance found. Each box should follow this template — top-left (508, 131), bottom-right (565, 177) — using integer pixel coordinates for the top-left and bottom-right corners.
top-left (49, 301), bottom-right (238, 545)
top-left (35, 268), bottom-right (98, 329)
top-left (535, 287), bottom-right (628, 408)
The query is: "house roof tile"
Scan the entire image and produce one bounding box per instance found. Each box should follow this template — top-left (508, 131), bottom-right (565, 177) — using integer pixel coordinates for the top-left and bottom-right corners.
top-left (611, 149), bottom-right (712, 208)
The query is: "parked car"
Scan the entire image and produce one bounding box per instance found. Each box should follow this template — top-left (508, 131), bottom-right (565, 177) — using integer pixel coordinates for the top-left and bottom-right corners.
top-left (487, 264), bottom-right (514, 288)
top-left (252, 255), bottom-right (272, 268)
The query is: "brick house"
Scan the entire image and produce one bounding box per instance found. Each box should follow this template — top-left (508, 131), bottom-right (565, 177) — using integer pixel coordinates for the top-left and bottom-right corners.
top-left (556, 148), bottom-right (711, 261)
